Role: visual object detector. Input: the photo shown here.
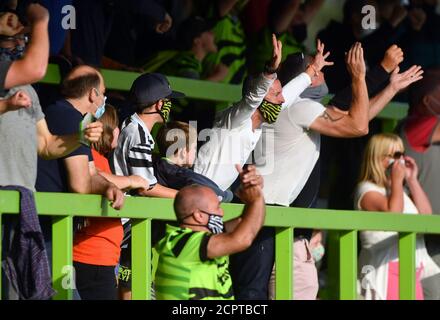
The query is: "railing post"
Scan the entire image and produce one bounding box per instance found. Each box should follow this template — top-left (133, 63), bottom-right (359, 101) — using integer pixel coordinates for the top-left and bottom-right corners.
top-left (399, 232), bottom-right (416, 300)
top-left (339, 230), bottom-right (358, 300)
top-left (131, 219), bottom-right (152, 300)
top-left (275, 227), bottom-right (294, 300)
top-left (52, 216), bottom-right (73, 300)
top-left (0, 213), bottom-right (2, 299)
top-left (323, 230), bottom-right (340, 299)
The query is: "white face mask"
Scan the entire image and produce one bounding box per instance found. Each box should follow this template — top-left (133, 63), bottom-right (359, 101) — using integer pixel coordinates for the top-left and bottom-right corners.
top-left (388, 158), bottom-right (405, 166)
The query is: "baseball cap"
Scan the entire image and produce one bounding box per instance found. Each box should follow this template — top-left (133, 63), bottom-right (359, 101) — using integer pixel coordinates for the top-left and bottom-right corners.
top-left (129, 73), bottom-right (185, 106)
top-left (177, 16), bottom-right (215, 50)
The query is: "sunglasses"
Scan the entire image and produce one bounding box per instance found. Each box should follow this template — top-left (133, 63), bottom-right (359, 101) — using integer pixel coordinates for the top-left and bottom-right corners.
top-left (0, 34), bottom-right (29, 43)
top-left (387, 151), bottom-right (405, 159)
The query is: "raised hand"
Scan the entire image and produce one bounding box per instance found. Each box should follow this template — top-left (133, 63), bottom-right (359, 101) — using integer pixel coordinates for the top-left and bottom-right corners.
top-left (390, 65), bottom-right (424, 92)
top-left (403, 156), bottom-right (419, 183)
top-left (235, 164), bottom-right (264, 204)
top-left (346, 42), bottom-right (366, 80)
top-left (265, 34), bottom-right (283, 74)
top-left (390, 160), bottom-right (406, 185)
top-left (381, 45), bottom-right (404, 73)
top-left (310, 39), bottom-right (334, 72)
top-left (0, 12), bottom-right (24, 36)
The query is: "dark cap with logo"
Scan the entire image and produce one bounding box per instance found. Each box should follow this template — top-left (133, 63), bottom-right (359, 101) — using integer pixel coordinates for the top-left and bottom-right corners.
top-left (129, 73), bottom-right (185, 107)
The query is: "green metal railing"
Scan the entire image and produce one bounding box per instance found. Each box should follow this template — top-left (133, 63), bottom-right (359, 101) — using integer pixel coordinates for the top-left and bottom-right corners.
top-left (1, 191), bottom-right (440, 300)
top-left (41, 64), bottom-right (410, 122)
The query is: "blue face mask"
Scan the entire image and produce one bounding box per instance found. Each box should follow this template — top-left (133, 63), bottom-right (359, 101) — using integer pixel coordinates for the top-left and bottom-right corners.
top-left (0, 45), bottom-right (25, 61)
top-left (311, 244), bottom-right (325, 263)
top-left (94, 89), bottom-right (107, 119)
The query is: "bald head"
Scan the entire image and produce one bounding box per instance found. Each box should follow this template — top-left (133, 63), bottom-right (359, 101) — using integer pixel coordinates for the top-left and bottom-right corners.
top-left (66, 65), bottom-right (100, 80)
top-left (61, 65), bottom-right (104, 99)
top-left (174, 185), bottom-right (219, 221)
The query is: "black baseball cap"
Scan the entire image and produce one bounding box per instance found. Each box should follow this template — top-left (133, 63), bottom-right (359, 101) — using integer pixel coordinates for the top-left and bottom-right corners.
top-left (129, 73), bottom-right (185, 106)
top-left (177, 16), bottom-right (215, 50)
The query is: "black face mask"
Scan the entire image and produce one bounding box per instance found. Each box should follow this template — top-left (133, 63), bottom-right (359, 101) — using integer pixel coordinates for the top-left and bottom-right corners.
top-left (180, 211), bottom-right (224, 234)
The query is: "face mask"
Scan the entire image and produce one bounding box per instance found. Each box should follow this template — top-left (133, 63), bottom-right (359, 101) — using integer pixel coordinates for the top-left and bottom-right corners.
top-left (300, 82), bottom-right (329, 103)
top-left (388, 159), bottom-right (405, 166)
top-left (180, 211), bottom-right (225, 235)
top-left (142, 99), bottom-right (172, 123)
top-left (94, 91), bottom-right (107, 119)
top-left (160, 99), bottom-right (172, 123)
top-left (206, 214), bottom-right (224, 234)
top-left (311, 244), bottom-right (325, 263)
top-left (258, 99), bottom-right (282, 124)
top-left (0, 45), bottom-right (25, 61)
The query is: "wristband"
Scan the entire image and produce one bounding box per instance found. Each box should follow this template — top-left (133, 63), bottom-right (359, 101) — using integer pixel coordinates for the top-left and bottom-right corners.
top-left (307, 64), bottom-right (319, 77)
top-left (264, 62), bottom-right (278, 75)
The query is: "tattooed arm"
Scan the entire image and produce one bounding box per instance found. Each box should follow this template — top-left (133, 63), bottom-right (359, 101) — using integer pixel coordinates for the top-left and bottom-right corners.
top-left (309, 42), bottom-right (369, 138)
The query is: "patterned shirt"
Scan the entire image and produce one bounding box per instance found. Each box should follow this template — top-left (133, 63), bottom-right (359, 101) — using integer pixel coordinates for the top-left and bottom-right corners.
top-left (113, 113), bottom-right (157, 189)
top-left (155, 224), bottom-right (234, 300)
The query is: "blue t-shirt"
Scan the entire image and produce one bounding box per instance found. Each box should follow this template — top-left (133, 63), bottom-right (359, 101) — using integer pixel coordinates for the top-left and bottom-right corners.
top-left (41, 0), bottom-right (73, 56)
top-left (36, 99), bottom-right (92, 192)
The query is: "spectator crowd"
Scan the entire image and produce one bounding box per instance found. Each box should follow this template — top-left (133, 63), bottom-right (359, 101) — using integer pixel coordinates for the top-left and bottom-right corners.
top-left (0, 0), bottom-right (439, 300)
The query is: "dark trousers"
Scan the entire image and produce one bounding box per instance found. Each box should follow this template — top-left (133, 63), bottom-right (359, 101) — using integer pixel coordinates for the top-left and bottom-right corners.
top-left (229, 227), bottom-right (275, 300)
top-left (73, 261), bottom-right (117, 300)
top-left (229, 161), bottom-right (321, 300)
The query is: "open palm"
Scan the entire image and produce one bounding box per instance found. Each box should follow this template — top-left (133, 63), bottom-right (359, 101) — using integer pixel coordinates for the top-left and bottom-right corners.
top-left (390, 65), bottom-right (424, 92)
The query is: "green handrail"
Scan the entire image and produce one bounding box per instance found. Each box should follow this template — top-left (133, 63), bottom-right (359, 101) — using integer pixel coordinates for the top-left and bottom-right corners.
top-left (40, 64), bottom-right (409, 121)
top-left (1, 191), bottom-right (440, 300)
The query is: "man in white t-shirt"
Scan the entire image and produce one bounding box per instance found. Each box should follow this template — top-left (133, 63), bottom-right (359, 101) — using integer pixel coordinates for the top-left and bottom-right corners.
top-left (255, 42), bottom-right (424, 300)
top-left (193, 34), bottom-right (286, 191)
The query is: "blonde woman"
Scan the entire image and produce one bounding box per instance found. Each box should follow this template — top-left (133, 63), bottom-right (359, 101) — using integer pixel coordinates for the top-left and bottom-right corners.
top-left (355, 133), bottom-right (440, 300)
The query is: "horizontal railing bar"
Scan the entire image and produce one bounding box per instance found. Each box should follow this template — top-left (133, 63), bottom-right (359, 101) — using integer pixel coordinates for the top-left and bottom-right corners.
top-left (42, 64), bottom-right (242, 103)
top-left (1, 191), bottom-right (440, 234)
top-left (41, 64), bottom-right (409, 120)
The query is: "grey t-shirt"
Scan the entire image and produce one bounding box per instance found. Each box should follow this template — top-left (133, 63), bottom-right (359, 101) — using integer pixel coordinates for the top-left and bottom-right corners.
top-left (0, 85), bottom-right (44, 191)
top-left (0, 60), bottom-right (12, 93)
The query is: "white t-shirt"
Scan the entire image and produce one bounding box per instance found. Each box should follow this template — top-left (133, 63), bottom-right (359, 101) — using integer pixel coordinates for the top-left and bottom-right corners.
top-left (255, 97), bottom-right (325, 206)
top-left (194, 74), bottom-right (274, 191)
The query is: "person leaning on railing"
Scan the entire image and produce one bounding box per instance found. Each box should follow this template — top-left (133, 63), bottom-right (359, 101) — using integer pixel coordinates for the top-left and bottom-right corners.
top-left (355, 133), bottom-right (440, 300)
top-left (155, 164), bottom-right (265, 300)
top-left (35, 65), bottom-right (125, 300)
top-left (112, 72), bottom-right (185, 299)
top-left (72, 104), bottom-right (149, 301)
